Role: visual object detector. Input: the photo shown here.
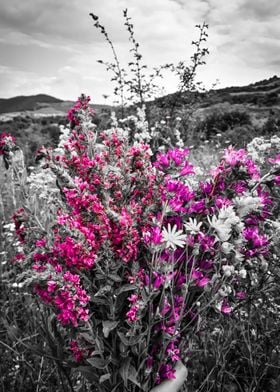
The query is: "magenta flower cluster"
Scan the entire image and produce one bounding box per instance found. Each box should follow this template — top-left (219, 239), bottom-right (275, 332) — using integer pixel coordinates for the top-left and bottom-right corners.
top-left (67, 94), bottom-right (95, 127)
top-left (12, 96), bottom-right (279, 390)
top-left (0, 132), bottom-right (16, 155)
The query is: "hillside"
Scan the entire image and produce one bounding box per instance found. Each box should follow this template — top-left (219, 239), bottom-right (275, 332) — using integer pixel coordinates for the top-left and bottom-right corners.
top-left (149, 75), bottom-right (280, 131)
top-left (153, 75), bottom-right (280, 109)
top-left (1, 75), bottom-right (279, 118)
top-left (0, 94), bottom-right (63, 114)
top-left (0, 94), bottom-right (112, 119)
top-left (202, 75), bottom-right (280, 108)
top-left (0, 75), bottom-right (280, 166)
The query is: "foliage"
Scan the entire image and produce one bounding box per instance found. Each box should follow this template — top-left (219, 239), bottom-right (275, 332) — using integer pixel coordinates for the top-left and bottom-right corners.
top-left (194, 110), bottom-right (252, 140)
top-left (0, 116), bottom-right (67, 167)
top-left (261, 115), bottom-right (280, 135)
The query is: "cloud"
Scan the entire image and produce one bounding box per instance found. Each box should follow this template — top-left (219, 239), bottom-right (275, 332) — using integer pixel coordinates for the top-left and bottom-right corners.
top-left (0, 0), bottom-right (279, 101)
top-left (239, 0), bottom-right (280, 20)
top-left (197, 0), bottom-right (280, 86)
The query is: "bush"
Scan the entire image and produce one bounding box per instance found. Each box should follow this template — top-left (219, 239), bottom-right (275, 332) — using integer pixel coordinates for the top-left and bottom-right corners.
top-left (3, 97), bottom-right (280, 391)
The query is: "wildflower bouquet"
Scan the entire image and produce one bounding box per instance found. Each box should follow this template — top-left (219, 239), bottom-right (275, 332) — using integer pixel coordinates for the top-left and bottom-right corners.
top-left (12, 96), bottom-right (279, 391)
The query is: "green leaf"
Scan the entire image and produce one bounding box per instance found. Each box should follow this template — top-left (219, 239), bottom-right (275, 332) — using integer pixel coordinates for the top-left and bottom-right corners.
top-left (111, 382), bottom-right (123, 392)
top-left (102, 320), bottom-right (119, 338)
top-left (76, 366), bottom-right (98, 383)
top-left (108, 273), bottom-right (122, 282)
top-left (117, 331), bottom-right (130, 347)
top-left (119, 357), bottom-right (131, 388)
top-left (80, 332), bottom-right (95, 344)
top-left (95, 335), bottom-right (104, 352)
top-left (117, 331), bottom-right (144, 346)
top-left (99, 373), bottom-right (111, 384)
top-left (91, 296), bottom-right (108, 306)
top-left (87, 357), bottom-right (108, 369)
top-left (94, 285), bottom-right (112, 296)
top-left (127, 365), bottom-right (141, 388)
top-left (115, 284), bottom-right (137, 295)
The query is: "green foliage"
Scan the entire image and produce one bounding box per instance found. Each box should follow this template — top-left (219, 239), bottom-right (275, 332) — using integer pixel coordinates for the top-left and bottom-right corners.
top-left (0, 230), bottom-right (73, 392)
top-left (0, 116), bottom-right (67, 166)
top-left (195, 110), bottom-right (252, 140)
top-left (262, 115), bottom-right (280, 135)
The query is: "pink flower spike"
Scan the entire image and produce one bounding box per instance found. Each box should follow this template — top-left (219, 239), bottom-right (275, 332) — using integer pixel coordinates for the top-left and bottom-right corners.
top-left (223, 146), bottom-right (246, 166)
top-left (159, 364), bottom-right (176, 380)
top-left (197, 276), bottom-right (210, 287)
top-left (35, 239), bottom-right (46, 247)
top-left (236, 291), bottom-right (246, 300)
top-left (221, 301), bottom-right (232, 314)
top-left (192, 270), bottom-right (203, 280)
top-left (150, 226), bottom-right (163, 245)
top-left (268, 154), bottom-right (280, 165)
top-left (128, 294), bottom-right (138, 303)
top-left (180, 161), bottom-right (194, 176)
top-left (47, 280), bottom-right (57, 293)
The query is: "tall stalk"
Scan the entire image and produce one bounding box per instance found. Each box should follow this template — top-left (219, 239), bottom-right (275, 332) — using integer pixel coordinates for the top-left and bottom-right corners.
top-left (90, 13), bottom-right (125, 116)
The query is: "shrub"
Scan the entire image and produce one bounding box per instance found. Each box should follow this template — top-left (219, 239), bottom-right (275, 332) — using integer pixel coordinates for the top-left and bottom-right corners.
top-left (8, 96), bottom-right (280, 391)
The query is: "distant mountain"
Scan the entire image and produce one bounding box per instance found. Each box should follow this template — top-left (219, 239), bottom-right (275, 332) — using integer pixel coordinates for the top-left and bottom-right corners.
top-left (149, 75), bottom-right (280, 128)
top-left (1, 75), bottom-right (279, 117)
top-left (205, 75), bottom-right (280, 106)
top-left (153, 75), bottom-right (280, 108)
top-left (217, 75), bottom-right (280, 94)
top-left (0, 94), bottom-right (64, 114)
top-left (0, 94), bottom-right (112, 117)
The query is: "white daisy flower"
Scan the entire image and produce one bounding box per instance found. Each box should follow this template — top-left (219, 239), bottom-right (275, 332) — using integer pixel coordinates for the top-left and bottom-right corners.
top-left (162, 224), bottom-right (186, 250)
top-left (184, 218), bottom-right (202, 234)
top-left (208, 206), bottom-right (242, 242)
top-left (234, 195), bottom-right (262, 217)
top-left (221, 242), bottom-right (234, 254)
top-left (208, 215), bottom-right (232, 242)
top-left (218, 206), bottom-right (239, 225)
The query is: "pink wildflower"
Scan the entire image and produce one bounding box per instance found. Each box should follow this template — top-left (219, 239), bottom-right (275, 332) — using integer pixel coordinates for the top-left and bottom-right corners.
top-left (166, 342), bottom-right (180, 362)
top-left (126, 304), bottom-right (140, 322)
top-left (159, 364), bottom-right (176, 381)
top-left (221, 301), bottom-right (232, 314)
top-left (223, 146), bottom-right (246, 166)
top-left (268, 154), bottom-right (280, 165)
top-left (70, 340), bottom-right (85, 362)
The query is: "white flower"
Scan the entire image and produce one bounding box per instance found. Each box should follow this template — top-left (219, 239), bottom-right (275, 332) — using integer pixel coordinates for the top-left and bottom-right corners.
top-left (184, 218), bottom-right (202, 234)
top-left (221, 242), bottom-right (233, 254)
top-left (222, 265), bottom-right (235, 277)
top-left (234, 195), bottom-right (262, 217)
top-left (239, 269), bottom-right (247, 279)
top-left (218, 284), bottom-right (232, 297)
top-left (218, 206), bottom-right (239, 225)
top-left (162, 224), bottom-right (186, 249)
top-left (208, 215), bottom-right (232, 242)
top-left (194, 167), bottom-right (203, 176)
top-left (208, 206), bottom-right (242, 242)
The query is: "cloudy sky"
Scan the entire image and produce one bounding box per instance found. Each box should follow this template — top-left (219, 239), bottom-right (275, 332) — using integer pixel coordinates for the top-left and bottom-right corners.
top-left (1, 0), bottom-right (280, 103)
